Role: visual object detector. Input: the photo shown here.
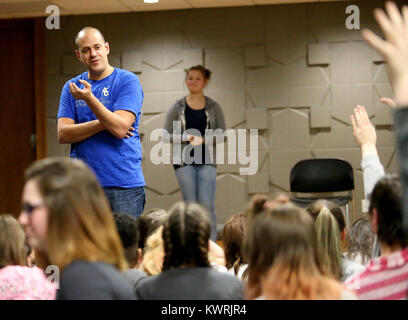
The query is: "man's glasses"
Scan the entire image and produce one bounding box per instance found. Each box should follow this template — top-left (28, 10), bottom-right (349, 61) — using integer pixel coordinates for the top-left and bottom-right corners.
top-left (21, 202), bottom-right (45, 215)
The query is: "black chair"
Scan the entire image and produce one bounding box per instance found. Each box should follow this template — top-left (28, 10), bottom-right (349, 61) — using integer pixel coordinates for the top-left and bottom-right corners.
top-left (290, 158), bottom-right (355, 228)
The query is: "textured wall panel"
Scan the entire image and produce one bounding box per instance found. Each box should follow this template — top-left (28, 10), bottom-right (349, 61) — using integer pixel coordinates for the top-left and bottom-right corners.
top-left (122, 51), bottom-right (142, 73)
top-left (47, 119), bottom-right (70, 157)
top-left (62, 54), bottom-right (85, 75)
top-left (182, 48), bottom-right (203, 70)
top-left (215, 174), bottom-right (248, 224)
top-left (310, 106), bottom-right (332, 129)
top-left (205, 89), bottom-right (246, 128)
top-left (142, 30), bottom-right (182, 70)
top-left (248, 173), bottom-right (269, 194)
top-left (289, 86), bottom-right (330, 107)
top-left (308, 43), bottom-right (330, 66)
top-left (246, 108), bottom-right (268, 129)
top-left (244, 46), bottom-right (266, 68)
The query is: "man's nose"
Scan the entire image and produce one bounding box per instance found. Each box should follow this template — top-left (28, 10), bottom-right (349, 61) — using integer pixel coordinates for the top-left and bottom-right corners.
top-left (90, 48), bottom-right (97, 57)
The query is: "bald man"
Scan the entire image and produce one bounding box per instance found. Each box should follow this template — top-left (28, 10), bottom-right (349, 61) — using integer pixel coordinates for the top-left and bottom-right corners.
top-left (57, 27), bottom-right (145, 217)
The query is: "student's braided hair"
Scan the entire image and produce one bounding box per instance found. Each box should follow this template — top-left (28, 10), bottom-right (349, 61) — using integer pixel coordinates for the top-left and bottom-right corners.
top-left (162, 202), bottom-right (211, 271)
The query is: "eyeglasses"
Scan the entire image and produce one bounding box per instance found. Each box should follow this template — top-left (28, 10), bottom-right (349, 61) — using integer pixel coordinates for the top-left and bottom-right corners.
top-left (21, 202), bottom-right (46, 216)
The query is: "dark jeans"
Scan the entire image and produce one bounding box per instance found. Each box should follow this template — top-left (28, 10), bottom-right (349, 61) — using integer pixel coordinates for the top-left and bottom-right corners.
top-left (104, 186), bottom-right (146, 219)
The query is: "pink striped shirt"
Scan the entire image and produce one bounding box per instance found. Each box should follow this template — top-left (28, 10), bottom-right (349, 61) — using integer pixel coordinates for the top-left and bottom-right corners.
top-left (344, 247), bottom-right (408, 300)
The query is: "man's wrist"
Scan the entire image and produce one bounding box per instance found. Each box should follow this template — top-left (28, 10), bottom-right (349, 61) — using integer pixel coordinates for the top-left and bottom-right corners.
top-left (84, 93), bottom-right (96, 105)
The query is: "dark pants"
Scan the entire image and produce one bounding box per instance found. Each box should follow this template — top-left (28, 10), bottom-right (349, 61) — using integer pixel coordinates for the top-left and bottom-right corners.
top-left (104, 186), bottom-right (146, 218)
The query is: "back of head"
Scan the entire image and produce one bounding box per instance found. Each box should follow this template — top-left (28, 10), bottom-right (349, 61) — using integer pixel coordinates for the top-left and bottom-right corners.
top-left (25, 157), bottom-right (127, 271)
top-left (113, 212), bottom-right (139, 267)
top-left (222, 213), bottom-right (248, 273)
top-left (138, 208), bottom-right (168, 251)
top-left (314, 207), bottom-right (342, 279)
top-left (162, 202), bottom-right (210, 271)
top-left (246, 194), bottom-right (269, 220)
top-left (306, 200), bottom-right (345, 232)
top-left (0, 214), bottom-right (26, 267)
top-left (346, 217), bottom-right (374, 265)
top-left (244, 203), bottom-right (338, 299)
top-left (369, 174), bottom-right (407, 247)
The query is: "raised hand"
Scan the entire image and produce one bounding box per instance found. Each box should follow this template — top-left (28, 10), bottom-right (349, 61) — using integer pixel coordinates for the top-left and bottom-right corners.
top-left (69, 79), bottom-right (93, 101)
top-left (362, 2), bottom-right (408, 106)
top-left (350, 105), bottom-right (378, 158)
top-left (380, 97), bottom-right (397, 108)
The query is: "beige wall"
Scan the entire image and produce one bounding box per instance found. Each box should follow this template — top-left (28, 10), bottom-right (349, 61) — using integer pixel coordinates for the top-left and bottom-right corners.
top-left (46, 0), bottom-right (398, 226)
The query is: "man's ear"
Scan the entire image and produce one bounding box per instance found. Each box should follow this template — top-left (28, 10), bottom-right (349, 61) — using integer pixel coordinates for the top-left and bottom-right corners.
top-left (75, 49), bottom-right (81, 62)
top-left (105, 42), bottom-right (110, 55)
top-left (370, 209), bottom-right (379, 234)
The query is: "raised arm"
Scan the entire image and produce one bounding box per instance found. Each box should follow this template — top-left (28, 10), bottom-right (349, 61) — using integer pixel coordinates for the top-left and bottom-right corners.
top-left (350, 105), bottom-right (385, 199)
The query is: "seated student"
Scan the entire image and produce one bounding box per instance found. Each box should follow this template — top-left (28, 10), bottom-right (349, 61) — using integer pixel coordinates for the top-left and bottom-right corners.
top-left (18, 158), bottom-right (135, 300)
top-left (222, 212), bottom-right (248, 281)
top-left (113, 212), bottom-right (148, 290)
top-left (244, 203), bottom-right (356, 300)
top-left (140, 226), bottom-right (165, 276)
top-left (0, 214), bottom-right (56, 300)
top-left (345, 217), bottom-right (375, 266)
top-left (306, 200), bottom-right (365, 282)
top-left (138, 208), bottom-right (168, 255)
top-left (350, 104), bottom-right (386, 258)
top-left (345, 175), bottom-right (408, 299)
top-left (135, 202), bottom-right (244, 300)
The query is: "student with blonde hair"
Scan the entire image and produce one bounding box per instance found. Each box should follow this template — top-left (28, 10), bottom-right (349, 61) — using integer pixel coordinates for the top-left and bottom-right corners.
top-left (244, 203), bottom-right (356, 300)
top-left (18, 157), bottom-right (135, 299)
top-left (0, 214), bottom-right (55, 300)
top-left (306, 200), bottom-right (364, 281)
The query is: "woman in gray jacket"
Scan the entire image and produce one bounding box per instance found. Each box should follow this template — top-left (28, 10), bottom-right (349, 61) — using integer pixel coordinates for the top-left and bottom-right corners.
top-left (164, 65), bottom-right (226, 241)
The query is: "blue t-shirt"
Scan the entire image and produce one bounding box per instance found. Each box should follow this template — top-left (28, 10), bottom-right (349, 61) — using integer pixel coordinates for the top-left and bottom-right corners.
top-left (57, 68), bottom-right (145, 188)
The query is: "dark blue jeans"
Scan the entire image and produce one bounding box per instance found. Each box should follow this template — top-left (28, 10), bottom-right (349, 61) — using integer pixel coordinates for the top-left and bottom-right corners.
top-left (103, 186), bottom-right (146, 219)
top-left (175, 164), bottom-right (217, 241)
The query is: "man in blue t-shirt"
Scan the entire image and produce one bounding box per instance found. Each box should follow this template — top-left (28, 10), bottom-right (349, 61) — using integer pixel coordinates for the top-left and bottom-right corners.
top-left (57, 27), bottom-right (145, 217)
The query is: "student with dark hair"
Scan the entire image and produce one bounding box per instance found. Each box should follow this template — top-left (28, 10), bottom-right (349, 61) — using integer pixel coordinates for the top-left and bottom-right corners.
top-left (113, 212), bottom-right (147, 290)
top-left (244, 203), bottom-right (356, 300)
top-left (18, 158), bottom-right (135, 300)
top-left (135, 202), bottom-right (243, 300)
top-left (164, 65), bottom-right (226, 241)
top-left (222, 212), bottom-right (248, 280)
top-left (306, 200), bottom-right (364, 282)
top-left (345, 175), bottom-right (408, 299)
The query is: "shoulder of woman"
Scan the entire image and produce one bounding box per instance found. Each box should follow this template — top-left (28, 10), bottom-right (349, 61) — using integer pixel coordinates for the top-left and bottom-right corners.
top-left (170, 97), bottom-right (187, 111)
top-left (205, 97), bottom-right (223, 112)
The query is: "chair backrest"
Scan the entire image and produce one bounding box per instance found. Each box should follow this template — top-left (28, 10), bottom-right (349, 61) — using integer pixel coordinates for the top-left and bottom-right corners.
top-left (290, 158), bottom-right (354, 193)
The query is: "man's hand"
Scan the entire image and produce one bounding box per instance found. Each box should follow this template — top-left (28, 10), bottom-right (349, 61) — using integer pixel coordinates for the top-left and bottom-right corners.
top-left (362, 2), bottom-right (408, 106)
top-left (187, 134), bottom-right (204, 146)
top-left (125, 127), bottom-right (135, 139)
top-left (350, 105), bottom-right (378, 158)
top-left (69, 79), bottom-right (93, 102)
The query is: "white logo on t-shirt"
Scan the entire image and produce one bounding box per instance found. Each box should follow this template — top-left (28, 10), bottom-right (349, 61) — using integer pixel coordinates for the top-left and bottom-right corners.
top-left (102, 87), bottom-right (109, 97)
